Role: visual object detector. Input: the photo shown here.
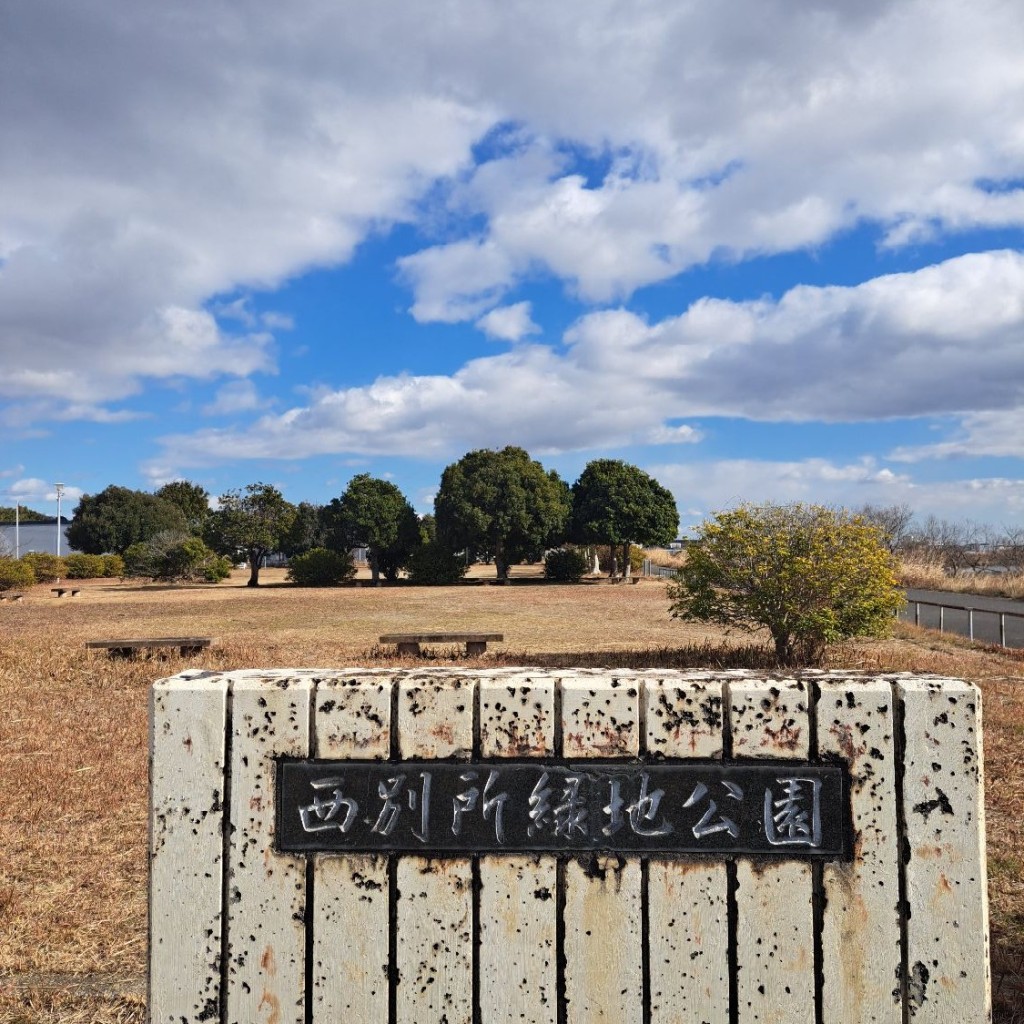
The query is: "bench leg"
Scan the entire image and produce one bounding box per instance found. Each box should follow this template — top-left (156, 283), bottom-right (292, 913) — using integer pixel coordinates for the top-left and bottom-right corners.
top-left (465, 641), bottom-right (487, 656)
top-left (397, 641), bottom-right (421, 657)
top-left (179, 646), bottom-right (202, 657)
top-left (108, 647), bottom-right (135, 659)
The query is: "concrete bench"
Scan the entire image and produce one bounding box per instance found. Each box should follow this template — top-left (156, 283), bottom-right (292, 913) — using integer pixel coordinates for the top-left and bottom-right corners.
top-left (379, 631), bottom-right (504, 656)
top-left (150, 668), bottom-right (991, 1023)
top-left (51, 587), bottom-right (81, 598)
top-left (87, 636), bottom-right (216, 658)
top-left (0, 593), bottom-right (24, 602)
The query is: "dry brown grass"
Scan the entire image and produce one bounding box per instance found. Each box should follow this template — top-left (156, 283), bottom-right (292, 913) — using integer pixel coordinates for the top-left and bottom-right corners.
top-left (901, 558), bottom-right (1024, 600)
top-left (1, 569), bottom-right (1022, 1021)
top-left (641, 546), bottom-right (687, 570)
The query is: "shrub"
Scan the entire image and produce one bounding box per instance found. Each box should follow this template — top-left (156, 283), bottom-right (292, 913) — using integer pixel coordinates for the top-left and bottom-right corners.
top-left (405, 543), bottom-right (468, 585)
top-left (123, 531), bottom-right (232, 583)
top-left (0, 558), bottom-right (35, 591)
top-left (202, 555), bottom-right (233, 583)
top-left (544, 547), bottom-right (591, 582)
top-left (20, 552), bottom-right (67, 583)
top-left (123, 541), bottom-right (160, 579)
top-left (102, 554), bottom-right (125, 578)
top-left (668, 503), bottom-right (905, 666)
top-left (64, 553), bottom-right (108, 579)
top-left (287, 547), bottom-right (356, 586)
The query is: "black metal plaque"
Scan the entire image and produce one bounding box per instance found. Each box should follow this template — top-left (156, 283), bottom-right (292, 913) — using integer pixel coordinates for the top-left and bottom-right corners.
top-left (277, 760), bottom-right (850, 859)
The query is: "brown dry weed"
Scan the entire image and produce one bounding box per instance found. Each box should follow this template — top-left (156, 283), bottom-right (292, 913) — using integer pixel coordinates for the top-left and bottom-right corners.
top-left (0, 569), bottom-right (1021, 1021)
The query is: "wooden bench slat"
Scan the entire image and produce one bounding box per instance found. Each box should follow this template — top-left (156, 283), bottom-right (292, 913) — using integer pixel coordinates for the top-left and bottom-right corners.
top-left (379, 633), bottom-right (503, 642)
top-left (86, 637), bottom-right (216, 649)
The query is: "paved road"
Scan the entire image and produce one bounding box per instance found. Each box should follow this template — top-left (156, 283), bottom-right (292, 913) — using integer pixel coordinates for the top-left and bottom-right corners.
top-left (902, 588), bottom-right (1024, 648)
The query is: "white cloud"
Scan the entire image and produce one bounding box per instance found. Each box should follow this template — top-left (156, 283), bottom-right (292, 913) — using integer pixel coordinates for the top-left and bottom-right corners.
top-left (475, 301), bottom-right (540, 341)
top-left (153, 250), bottom-right (1024, 470)
top-left (202, 380), bottom-right (267, 417)
top-left (4, 0), bottom-right (1024, 426)
top-left (564, 250), bottom-right (1024, 423)
top-left (648, 458), bottom-right (1024, 527)
top-left (645, 425), bottom-right (703, 445)
top-left (4, 478), bottom-right (84, 503)
top-left (890, 408), bottom-right (1024, 461)
top-left (393, 0), bottom-right (1024, 318)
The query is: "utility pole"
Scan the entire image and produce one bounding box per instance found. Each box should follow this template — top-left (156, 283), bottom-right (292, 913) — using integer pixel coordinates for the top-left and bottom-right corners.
top-left (55, 482), bottom-right (65, 557)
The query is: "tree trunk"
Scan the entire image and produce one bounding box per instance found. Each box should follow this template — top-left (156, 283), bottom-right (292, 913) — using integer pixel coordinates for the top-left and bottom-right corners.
top-left (247, 555), bottom-right (261, 587)
top-left (369, 548), bottom-right (380, 584)
top-left (495, 539), bottom-right (508, 581)
top-left (773, 632), bottom-right (795, 666)
top-left (623, 541), bottom-right (631, 579)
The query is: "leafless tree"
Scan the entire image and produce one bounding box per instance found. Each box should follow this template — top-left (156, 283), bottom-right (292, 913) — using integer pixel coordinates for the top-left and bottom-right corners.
top-left (856, 503), bottom-right (915, 553)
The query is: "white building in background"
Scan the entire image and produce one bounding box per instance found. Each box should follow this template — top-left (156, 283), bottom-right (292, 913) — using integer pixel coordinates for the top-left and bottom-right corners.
top-left (0, 522), bottom-right (78, 557)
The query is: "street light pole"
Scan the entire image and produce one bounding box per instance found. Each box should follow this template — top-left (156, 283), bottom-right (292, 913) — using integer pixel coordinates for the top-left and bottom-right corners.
top-left (55, 483), bottom-right (65, 557)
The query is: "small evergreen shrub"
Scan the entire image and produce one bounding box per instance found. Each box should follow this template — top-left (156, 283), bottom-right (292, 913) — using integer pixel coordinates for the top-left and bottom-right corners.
top-left (0, 558), bottom-right (35, 591)
top-left (20, 552), bottom-right (67, 583)
top-left (287, 548), bottom-right (356, 586)
top-left (123, 532), bottom-right (232, 583)
top-left (65, 553), bottom-right (107, 579)
top-left (123, 541), bottom-right (159, 579)
top-left (405, 543), bottom-right (468, 585)
top-left (102, 554), bottom-right (125, 578)
top-left (543, 547), bottom-right (590, 582)
top-left (202, 555), bottom-right (233, 582)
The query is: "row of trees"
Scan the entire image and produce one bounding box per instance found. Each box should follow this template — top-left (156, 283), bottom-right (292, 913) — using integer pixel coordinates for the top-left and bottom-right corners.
top-left (60, 449), bottom-right (680, 586)
top-left (857, 503), bottom-right (1024, 575)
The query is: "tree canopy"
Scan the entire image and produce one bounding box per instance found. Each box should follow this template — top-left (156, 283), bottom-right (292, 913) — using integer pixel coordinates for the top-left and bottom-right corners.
top-left (204, 483), bottom-right (296, 586)
top-left (280, 501), bottom-right (327, 558)
top-left (155, 481), bottom-right (211, 534)
top-left (322, 475), bottom-right (419, 582)
top-left (66, 486), bottom-right (187, 554)
top-left (571, 459), bottom-right (678, 577)
top-left (668, 503), bottom-right (904, 665)
top-left (0, 505), bottom-right (50, 523)
top-left (435, 447), bottom-right (571, 580)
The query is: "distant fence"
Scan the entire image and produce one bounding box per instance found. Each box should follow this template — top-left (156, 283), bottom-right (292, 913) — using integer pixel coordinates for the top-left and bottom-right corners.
top-left (901, 598), bottom-right (1024, 649)
top-left (642, 559), bottom-right (677, 579)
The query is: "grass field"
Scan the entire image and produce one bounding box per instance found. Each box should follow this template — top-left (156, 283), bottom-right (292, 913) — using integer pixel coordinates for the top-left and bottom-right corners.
top-left (1, 568), bottom-right (1022, 1022)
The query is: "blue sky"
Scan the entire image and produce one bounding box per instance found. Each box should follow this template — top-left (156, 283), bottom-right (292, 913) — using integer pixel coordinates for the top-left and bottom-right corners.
top-left (4, 0), bottom-right (1024, 536)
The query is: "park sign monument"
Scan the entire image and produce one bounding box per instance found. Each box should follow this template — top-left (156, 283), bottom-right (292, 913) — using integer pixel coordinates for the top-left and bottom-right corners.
top-left (149, 668), bottom-right (990, 1023)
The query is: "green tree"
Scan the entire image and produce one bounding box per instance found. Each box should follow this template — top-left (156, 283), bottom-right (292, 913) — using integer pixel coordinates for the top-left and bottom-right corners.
top-left (280, 502), bottom-right (326, 557)
top-left (570, 459), bottom-right (679, 578)
top-left (0, 505), bottom-right (50, 523)
top-left (435, 447), bottom-right (571, 581)
top-left (668, 503), bottom-right (905, 666)
top-left (155, 481), bottom-right (211, 534)
top-left (66, 486), bottom-right (187, 554)
top-left (205, 483), bottom-right (297, 587)
top-left (322, 475), bottom-right (420, 583)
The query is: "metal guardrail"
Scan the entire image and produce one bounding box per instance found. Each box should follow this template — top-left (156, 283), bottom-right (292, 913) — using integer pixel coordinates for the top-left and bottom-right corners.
top-left (903, 598), bottom-right (1024, 648)
top-left (642, 559), bottom-right (678, 579)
